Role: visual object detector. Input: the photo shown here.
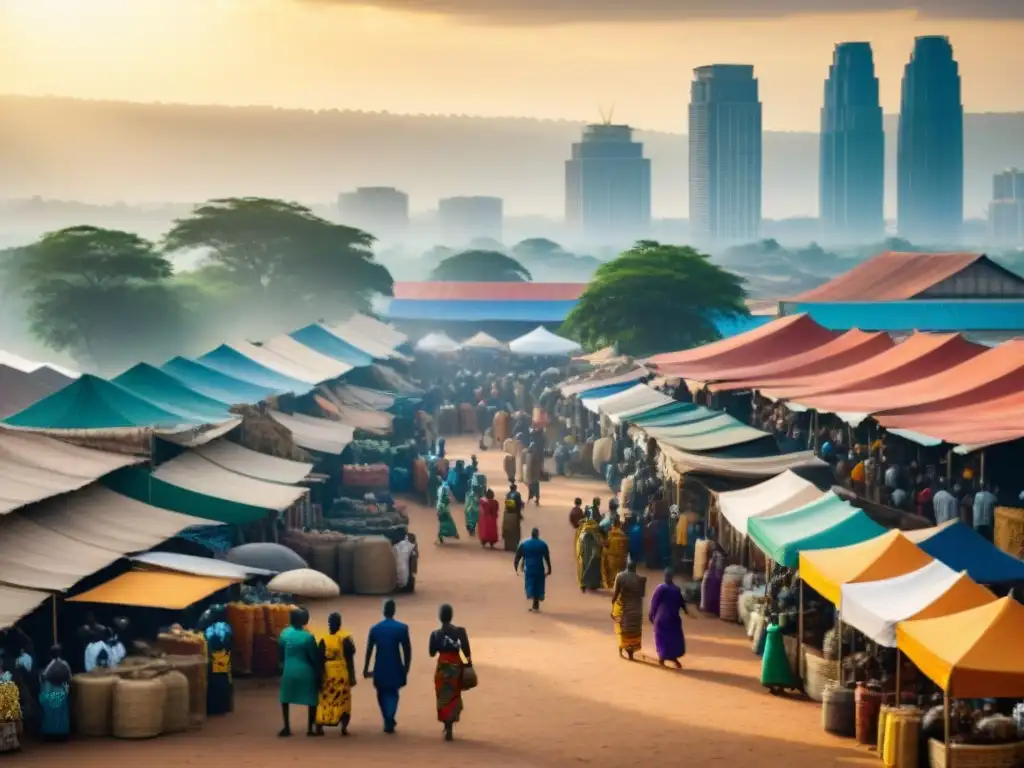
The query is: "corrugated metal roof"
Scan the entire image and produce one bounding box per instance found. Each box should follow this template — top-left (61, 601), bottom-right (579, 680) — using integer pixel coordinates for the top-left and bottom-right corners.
top-left (393, 282), bottom-right (586, 301)
top-left (791, 252), bottom-right (985, 302)
top-left (790, 300), bottom-right (1024, 332)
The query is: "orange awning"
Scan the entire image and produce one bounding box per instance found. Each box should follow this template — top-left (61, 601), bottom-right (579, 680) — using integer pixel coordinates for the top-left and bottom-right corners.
top-left (896, 597), bottom-right (1024, 697)
top-left (68, 569), bottom-right (239, 610)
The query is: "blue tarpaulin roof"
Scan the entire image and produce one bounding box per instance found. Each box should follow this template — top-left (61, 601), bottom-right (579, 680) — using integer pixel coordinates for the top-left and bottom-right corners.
top-left (579, 381), bottom-right (639, 400)
top-left (289, 324), bottom-right (375, 367)
top-left (161, 357), bottom-right (280, 404)
top-left (908, 520), bottom-right (1024, 585)
top-left (114, 364), bottom-right (234, 423)
top-left (788, 300), bottom-right (1024, 332)
top-left (198, 346), bottom-right (312, 393)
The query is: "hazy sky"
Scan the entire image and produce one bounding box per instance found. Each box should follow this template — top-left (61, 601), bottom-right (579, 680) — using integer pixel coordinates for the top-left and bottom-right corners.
top-left (2, 0), bottom-right (1023, 132)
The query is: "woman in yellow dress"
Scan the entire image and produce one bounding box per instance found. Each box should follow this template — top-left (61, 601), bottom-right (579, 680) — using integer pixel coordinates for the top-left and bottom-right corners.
top-left (315, 612), bottom-right (356, 736)
top-left (576, 512), bottom-right (604, 592)
top-left (601, 518), bottom-right (629, 589)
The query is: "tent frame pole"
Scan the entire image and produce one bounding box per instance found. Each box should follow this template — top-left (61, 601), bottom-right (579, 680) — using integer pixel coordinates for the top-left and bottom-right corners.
top-left (798, 577), bottom-right (805, 684)
top-left (943, 692), bottom-right (951, 768)
top-left (894, 648), bottom-right (901, 704)
top-left (837, 615), bottom-right (843, 684)
top-left (51, 594), bottom-right (58, 646)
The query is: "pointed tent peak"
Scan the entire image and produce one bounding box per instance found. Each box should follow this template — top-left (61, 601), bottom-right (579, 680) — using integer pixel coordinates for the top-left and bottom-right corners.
top-left (3, 373), bottom-right (197, 430)
top-left (113, 363), bottom-right (234, 420)
top-left (508, 326), bottom-right (582, 357)
top-left (161, 356), bottom-right (281, 404)
top-left (461, 332), bottom-right (507, 351)
top-left (415, 332), bottom-right (462, 354)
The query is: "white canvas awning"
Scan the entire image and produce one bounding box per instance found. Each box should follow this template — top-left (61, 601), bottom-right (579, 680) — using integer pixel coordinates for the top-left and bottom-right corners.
top-left (344, 313), bottom-right (406, 349)
top-left (415, 332), bottom-right (461, 354)
top-left (195, 439), bottom-right (313, 485)
top-left (0, 585), bottom-right (50, 629)
top-left (589, 384), bottom-right (674, 422)
top-left (227, 341), bottom-right (324, 384)
top-left (0, 429), bottom-right (144, 515)
top-left (717, 470), bottom-right (826, 534)
top-left (269, 411), bottom-right (356, 454)
top-left (330, 320), bottom-right (403, 360)
top-left (560, 367), bottom-right (649, 397)
top-left (133, 551), bottom-right (274, 578)
top-left (658, 443), bottom-right (827, 480)
top-left (154, 451), bottom-right (308, 511)
top-left (461, 332), bottom-right (507, 351)
top-left (508, 326), bottom-right (582, 357)
top-left (315, 394), bottom-right (393, 435)
top-left (262, 335), bottom-right (354, 381)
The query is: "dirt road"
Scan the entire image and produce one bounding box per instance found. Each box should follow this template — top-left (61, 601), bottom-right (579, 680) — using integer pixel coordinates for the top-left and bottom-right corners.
top-left (24, 437), bottom-right (875, 766)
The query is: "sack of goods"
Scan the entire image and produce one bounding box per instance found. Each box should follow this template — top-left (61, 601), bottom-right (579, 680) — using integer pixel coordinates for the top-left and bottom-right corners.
top-left (268, 568), bottom-right (341, 599)
top-left (306, 531), bottom-right (345, 576)
top-left (592, 437), bottom-right (613, 474)
top-left (341, 463), bottom-right (390, 490)
top-left (438, 405), bottom-right (459, 436)
top-left (353, 535), bottom-right (399, 595)
top-left (112, 676), bottom-right (167, 739)
top-left (159, 670), bottom-right (191, 735)
top-left (72, 673), bottom-right (120, 736)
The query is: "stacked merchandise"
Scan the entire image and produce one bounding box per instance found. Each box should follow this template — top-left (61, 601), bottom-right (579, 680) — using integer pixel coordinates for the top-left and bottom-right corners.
top-left (341, 463), bottom-right (390, 492)
top-left (321, 496), bottom-right (410, 543)
top-left (719, 565), bottom-right (748, 623)
top-left (346, 439), bottom-right (419, 493)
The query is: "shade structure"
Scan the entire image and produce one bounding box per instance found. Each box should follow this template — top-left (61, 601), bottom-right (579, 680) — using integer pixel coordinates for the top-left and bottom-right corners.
top-left (329, 317), bottom-right (403, 360)
top-left (658, 443), bottom-right (825, 481)
top-left (460, 332), bottom-right (507, 351)
top-left (903, 520), bottom-right (1024, 584)
top-left (0, 364), bottom-right (72, 419)
top-left (574, 345), bottom-right (622, 365)
top-left (289, 324), bottom-right (375, 367)
top-left (896, 597), bottom-right (1024, 697)
top-left (840, 561), bottom-right (995, 647)
top-left (586, 384), bottom-right (674, 421)
top-left (199, 345), bottom-right (313, 393)
top-left (717, 470), bottom-right (826, 535)
top-left (227, 341), bottom-right (329, 384)
top-left (799, 530), bottom-right (935, 606)
top-left (154, 451), bottom-right (308, 512)
top-left (269, 410), bottom-right (355, 454)
top-left (161, 357), bottom-right (280, 404)
top-left (69, 569), bottom-right (239, 610)
top-left (113, 364), bottom-right (235, 423)
top-left (194, 439), bottom-right (313, 485)
top-left (0, 585), bottom-right (50, 629)
top-left (133, 551), bottom-right (273, 579)
top-left (508, 326), bottom-right (582, 357)
top-left (560, 367), bottom-right (647, 397)
top-left (260, 335), bottom-right (355, 381)
top-left (643, 417), bottom-right (772, 454)
top-left (629, 402), bottom-right (717, 428)
top-left (414, 332), bottom-right (461, 354)
top-left (747, 491), bottom-right (886, 568)
top-left (332, 384), bottom-right (397, 411)
top-left (315, 396), bottom-right (394, 435)
top-left (339, 312), bottom-right (407, 349)
top-left (0, 350), bottom-right (78, 379)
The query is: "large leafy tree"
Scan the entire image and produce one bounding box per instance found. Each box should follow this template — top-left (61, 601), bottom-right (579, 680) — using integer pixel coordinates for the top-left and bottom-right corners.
top-left (163, 197), bottom-right (393, 330)
top-left (561, 241), bottom-right (748, 357)
top-left (16, 226), bottom-right (182, 372)
top-left (429, 250), bottom-right (532, 282)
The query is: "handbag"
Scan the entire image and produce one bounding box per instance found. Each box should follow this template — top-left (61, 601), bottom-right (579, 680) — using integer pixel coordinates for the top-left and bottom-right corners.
top-left (460, 665), bottom-right (478, 691)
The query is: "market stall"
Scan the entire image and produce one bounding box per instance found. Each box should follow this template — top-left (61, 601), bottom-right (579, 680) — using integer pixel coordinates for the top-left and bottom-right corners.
top-left (903, 519), bottom-right (1024, 585)
top-left (507, 326), bottom-right (582, 357)
top-left (717, 471), bottom-right (826, 536)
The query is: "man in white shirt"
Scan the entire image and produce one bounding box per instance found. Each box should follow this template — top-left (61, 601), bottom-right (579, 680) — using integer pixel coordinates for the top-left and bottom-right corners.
top-left (931, 480), bottom-right (959, 525)
top-left (972, 484), bottom-right (998, 541)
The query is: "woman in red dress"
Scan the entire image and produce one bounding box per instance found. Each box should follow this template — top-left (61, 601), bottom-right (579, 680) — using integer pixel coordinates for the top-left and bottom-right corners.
top-left (477, 489), bottom-right (500, 548)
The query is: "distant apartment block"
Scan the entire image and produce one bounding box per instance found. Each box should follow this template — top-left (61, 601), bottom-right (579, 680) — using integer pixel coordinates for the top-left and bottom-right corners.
top-left (438, 196), bottom-right (504, 243)
top-left (337, 187), bottom-right (409, 239)
top-left (565, 123), bottom-right (651, 241)
top-left (989, 169), bottom-right (1024, 245)
top-left (689, 64), bottom-right (763, 244)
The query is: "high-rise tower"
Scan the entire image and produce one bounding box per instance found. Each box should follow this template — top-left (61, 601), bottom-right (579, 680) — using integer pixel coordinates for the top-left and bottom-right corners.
top-left (819, 42), bottom-right (885, 241)
top-left (897, 36), bottom-right (964, 242)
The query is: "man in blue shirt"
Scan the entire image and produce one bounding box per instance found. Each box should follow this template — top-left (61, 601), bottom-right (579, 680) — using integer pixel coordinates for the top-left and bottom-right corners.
top-left (514, 527), bottom-right (552, 612)
top-left (363, 599), bottom-right (412, 734)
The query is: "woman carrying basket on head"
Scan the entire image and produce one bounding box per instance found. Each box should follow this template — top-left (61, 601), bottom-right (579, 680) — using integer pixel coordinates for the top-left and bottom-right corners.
top-left (428, 604), bottom-right (473, 742)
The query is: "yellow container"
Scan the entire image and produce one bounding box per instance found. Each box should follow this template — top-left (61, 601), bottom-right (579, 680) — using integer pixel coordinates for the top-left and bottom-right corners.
top-left (882, 707), bottom-right (921, 768)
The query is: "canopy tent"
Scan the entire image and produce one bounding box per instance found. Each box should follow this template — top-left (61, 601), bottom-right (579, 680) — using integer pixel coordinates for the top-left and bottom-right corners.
top-left (269, 410), bottom-right (355, 454)
top-left (332, 384), bottom-right (397, 411)
top-left (3, 374), bottom-right (201, 430)
top-left (574, 346), bottom-right (626, 366)
top-left (132, 551), bottom-right (273, 578)
top-left (0, 585), bottom-right (50, 630)
top-left (161, 357), bottom-right (280, 404)
top-left (113, 364), bottom-right (235, 423)
top-left (587, 384), bottom-right (674, 421)
top-left (460, 332), bottom-right (507, 351)
top-left (653, 425), bottom-right (775, 456)
top-left (289, 324), bottom-right (376, 367)
top-left (0, 430), bottom-right (144, 514)
top-left (0, 364), bottom-right (72, 419)
top-left (658, 443), bottom-right (825, 481)
top-left (508, 326), bottom-right (582, 357)
top-left (576, 380), bottom-right (640, 402)
top-left (260, 335), bottom-right (355, 381)
top-left (628, 402), bottom-right (718, 428)
top-left (341, 312), bottom-right (407, 349)
top-left (703, 331), bottom-right (894, 393)
top-left (799, 530), bottom-right (935, 605)
top-left (761, 332), bottom-right (985, 404)
top-left (646, 314), bottom-right (838, 372)
top-left (226, 341), bottom-right (329, 385)
top-left (840, 561), bottom-right (995, 647)
top-left (888, 421), bottom-right (1024, 452)
top-left (199, 346), bottom-right (314, 393)
top-left (642, 413), bottom-right (742, 439)
top-left (896, 597), bottom-right (1024, 697)
top-left (560, 367), bottom-right (648, 397)
top-left (153, 451), bottom-right (307, 512)
top-left (368, 364), bottom-right (424, 397)
top-left (194, 439), bottom-right (313, 485)
top-left (414, 332), bottom-right (462, 354)
top-left (747, 492), bottom-right (886, 568)
top-left (314, 395), bottom-right (394, 435)
top-left (0, 350), bottom-right (79, 379)
top-left (717, 470), bottom-right (827, 535)
top-left (68, 569), bottom-right (238, 610)
top-left (877, 390), bottom-right (1024, 432)
top-left (329, 318), bottom-right (403, 360)
top-left (903, 520), bottom-right (1024, 584)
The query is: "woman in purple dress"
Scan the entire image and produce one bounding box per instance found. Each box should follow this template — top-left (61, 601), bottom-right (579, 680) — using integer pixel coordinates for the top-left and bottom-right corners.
top-left (648, 569), bottom-right (691, 668)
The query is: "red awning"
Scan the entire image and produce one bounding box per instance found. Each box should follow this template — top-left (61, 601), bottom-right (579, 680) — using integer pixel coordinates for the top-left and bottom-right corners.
top-left (877, 390), bottom-right (1024, 430)
top-left (763, 333), bottom-right (986, 404)
top-left (704, 331), bottom-right (894, 392)
top-left (646, 314), bottom-right (838, 373)
top-left (794, 339), bottom-right (1024, 418)
top-left (392, 282), bottom-right (586, 301)
top-left (790, 251), bottom-right (985, 302)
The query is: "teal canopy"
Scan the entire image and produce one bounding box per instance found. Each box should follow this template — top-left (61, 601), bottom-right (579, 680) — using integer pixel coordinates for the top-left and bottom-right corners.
top-left (747, 492), bottom-right (886, 568)
top-left (628, 402), bottom-right (719, 428)
top-left (3, 374), bottom-right (201, 430)
top-left (114, 364), bottom-right (234, 423)
top-left (161, 357), bottom-right (279, 404)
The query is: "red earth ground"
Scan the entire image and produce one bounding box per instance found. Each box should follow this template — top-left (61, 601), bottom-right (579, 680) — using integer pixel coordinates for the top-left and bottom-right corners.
top-left (23, 436), bottom-right (878, 767)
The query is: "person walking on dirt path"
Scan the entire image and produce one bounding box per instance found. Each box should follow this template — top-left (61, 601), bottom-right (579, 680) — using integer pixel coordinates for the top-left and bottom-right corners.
top-left (514, 528), bottom-right (552, 612)
top-left (363, 599), bottom-right (412, 734)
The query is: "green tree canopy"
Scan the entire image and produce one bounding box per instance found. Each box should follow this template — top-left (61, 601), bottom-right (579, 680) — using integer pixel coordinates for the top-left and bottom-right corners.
top-left (429, 250), bottom-right (532, 282)
top-left (16, 226), bottom-right (181, 372)
top-left (561, 241), bottom-right (748, 357)
top-left (163, 197), bottom-right (393, 329)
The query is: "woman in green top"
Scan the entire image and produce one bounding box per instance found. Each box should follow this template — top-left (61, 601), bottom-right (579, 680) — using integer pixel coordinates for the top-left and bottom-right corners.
top-left (278, 608), bottom-right (320, 737)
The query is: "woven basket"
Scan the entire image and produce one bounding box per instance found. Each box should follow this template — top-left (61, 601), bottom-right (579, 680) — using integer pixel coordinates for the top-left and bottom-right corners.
top-left (719, 576), bottom-right (743, 623)
top-left (354, 535), bottom-right (398, 595)
top-left (163, 655), bottom-right (206, 724)
top-left (928, 739), bottom-right (1024, 768)
top-left (159, 671), bottom-right (191, 734)
top-left (72, 673), bottom-right (118, 736)
top-left (157, 631), bottom-right (206, 658)
top-left (309, 539), bottom-right (339, 577)
top-left (112, 676), bottom-right (167, 739)
top-left (821, 683), bottom-right (855, 736)
top-left (803, 648), bottom-right (839, 702)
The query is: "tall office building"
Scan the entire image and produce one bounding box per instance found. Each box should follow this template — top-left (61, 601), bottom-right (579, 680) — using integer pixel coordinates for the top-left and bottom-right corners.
top-left (437, 196), bottom-right (504, 243)
top-left (819, 43), bottom-right (885, 241)
top-left (337, 187), bottom-right (409, 239)
top-left (989, 168), bottom-right (1024, 245)
top-left (897, 36), bottom-right (964, 242)
top-left (689, 65), bottom-right (762, 244)
top-left (565, 123), bottom-right (651, 240)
